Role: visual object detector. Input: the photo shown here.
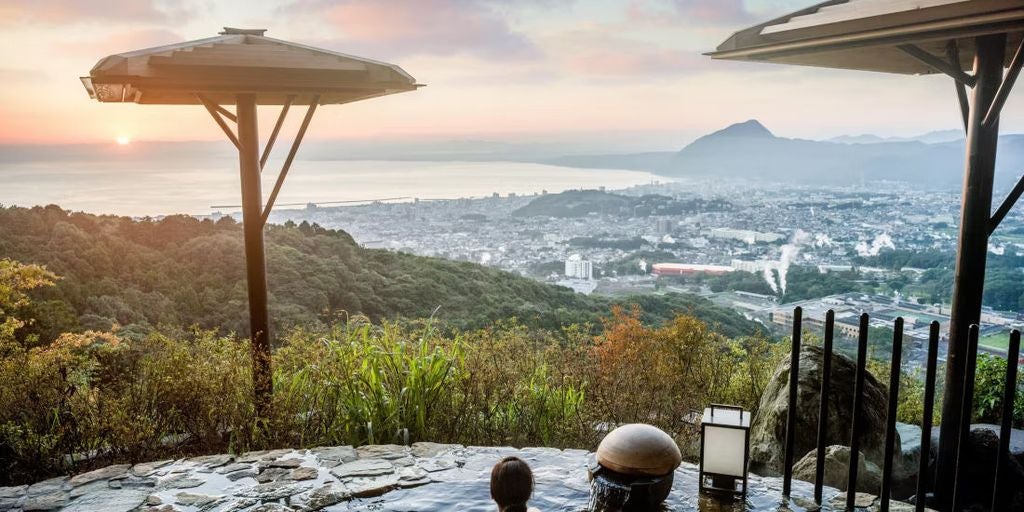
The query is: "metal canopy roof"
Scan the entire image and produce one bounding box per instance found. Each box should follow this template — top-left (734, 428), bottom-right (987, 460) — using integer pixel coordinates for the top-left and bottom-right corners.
top-left (709, 0), bottom-right (1024, 74)
top-left (81, 27), bottom-right (420, 105)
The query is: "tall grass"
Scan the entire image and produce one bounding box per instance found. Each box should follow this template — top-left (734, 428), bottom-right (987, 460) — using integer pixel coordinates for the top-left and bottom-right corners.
top-left (273, 319), bottom-right (462, 446)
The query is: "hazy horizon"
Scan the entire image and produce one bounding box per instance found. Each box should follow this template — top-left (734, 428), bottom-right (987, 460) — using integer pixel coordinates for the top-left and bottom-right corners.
top-left (0, 120), bottom-right (973, 156)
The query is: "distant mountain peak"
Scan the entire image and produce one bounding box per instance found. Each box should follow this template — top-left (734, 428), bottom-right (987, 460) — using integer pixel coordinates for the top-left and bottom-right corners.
top-left (705, 119), bottom-right (774, 139)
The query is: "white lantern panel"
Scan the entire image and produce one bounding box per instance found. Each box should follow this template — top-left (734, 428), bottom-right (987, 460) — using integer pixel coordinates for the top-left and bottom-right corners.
top-left (702, 426), bottom-right (746, 477)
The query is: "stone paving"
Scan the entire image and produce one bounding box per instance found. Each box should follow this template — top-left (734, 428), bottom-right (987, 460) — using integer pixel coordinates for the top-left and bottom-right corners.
top-left (0, 443), bottom-right (927, 511)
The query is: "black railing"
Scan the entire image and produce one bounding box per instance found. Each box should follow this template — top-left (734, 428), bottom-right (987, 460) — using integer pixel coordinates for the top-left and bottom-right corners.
top-left (917, 321), bottom-right (941, 511)
top-left (813, 308), bottom-right (835, 504)
top-left (992, 330), bottom-right (1021, 510)
top-left (778, 306), bottom-right (1022, 512)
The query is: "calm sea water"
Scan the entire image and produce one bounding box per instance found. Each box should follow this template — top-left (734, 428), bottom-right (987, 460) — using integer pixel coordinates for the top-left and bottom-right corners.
top-left (0, 159), bottom-right (663, 217)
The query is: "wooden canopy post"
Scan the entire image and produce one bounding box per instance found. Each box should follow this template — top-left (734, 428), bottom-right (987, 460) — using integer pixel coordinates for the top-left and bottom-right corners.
top-left (936, 33), bottom-right (1006, 506)
top-left (236, 94), bottom-right (273, 418)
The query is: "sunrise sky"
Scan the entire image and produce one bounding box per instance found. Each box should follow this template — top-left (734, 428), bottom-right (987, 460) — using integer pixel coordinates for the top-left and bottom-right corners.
top-left (2, 0), bottom-right (1023, 150)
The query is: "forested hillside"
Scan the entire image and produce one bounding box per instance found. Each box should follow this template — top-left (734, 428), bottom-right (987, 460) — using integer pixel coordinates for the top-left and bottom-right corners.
top-left (0, 205), bottom-right (757, 344)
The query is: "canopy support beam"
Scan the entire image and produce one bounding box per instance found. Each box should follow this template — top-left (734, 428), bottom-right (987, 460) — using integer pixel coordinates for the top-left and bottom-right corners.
top-left (947, 42), bottom-right (970, 132)
top-left (198, 94), bottom-right (241, 150)
top-left (937, 33), bottom-right (1006, 510)
top-left (213, 103), bottom-right (237, 123)
top-left (983, 37), bottom-right (1024, 127)
top-left (260, 95), bottom-right (294, 171)
top-left (236, 93), bottom-right (273, 422)
top-left (262, 96), bottom-right (319, 227)
top-left (899, 44), bottom-right (977, 87)
top-left (990, 174), bottom-right (1024, 235)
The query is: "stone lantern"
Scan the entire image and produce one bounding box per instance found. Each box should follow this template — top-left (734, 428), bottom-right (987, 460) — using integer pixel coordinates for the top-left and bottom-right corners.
top-left (699, 404), bottom-right (751, 498)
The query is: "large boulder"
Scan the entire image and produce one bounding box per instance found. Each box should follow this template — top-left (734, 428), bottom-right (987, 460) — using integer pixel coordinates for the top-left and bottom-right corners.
top-left (792, 445), bottom-right (881, 494)
top-left (925, 424), bottom-right (1024, 511)
top-left (750, 345), bottom-right (895, 476)
top-left (941, 428), bottom-right (1024, 511)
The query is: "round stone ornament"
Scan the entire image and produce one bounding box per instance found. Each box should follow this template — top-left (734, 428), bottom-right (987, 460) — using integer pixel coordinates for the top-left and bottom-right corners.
top-left (596, 424), bottom-right (682, 476)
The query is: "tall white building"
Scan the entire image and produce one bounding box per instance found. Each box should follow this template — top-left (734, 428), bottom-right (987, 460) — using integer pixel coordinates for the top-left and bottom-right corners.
top-left (564, 254), bottom-right (593, 280)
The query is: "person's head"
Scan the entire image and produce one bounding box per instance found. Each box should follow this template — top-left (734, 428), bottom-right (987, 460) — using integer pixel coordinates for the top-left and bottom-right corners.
top-left (490, 456), bottom-right (534, 512)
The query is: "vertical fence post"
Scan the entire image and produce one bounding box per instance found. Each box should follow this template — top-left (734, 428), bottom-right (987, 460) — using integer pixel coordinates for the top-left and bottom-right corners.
top-left (916, 321), bottom-right (941, 512)
top-left (847, 312), bottom-right (870, 509)
top-left (814, 310), bottom-right (835, 504)
top-left (952, 324), bottom-right (981, 512)
top-left (783, 306), bottom-right (802, 497)
top-left (992, 330), bottom-right (1021, 511)
top-left (881, 318), bottom-right (904, 511)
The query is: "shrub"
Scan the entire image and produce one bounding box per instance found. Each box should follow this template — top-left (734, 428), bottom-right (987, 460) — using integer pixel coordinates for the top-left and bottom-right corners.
top-left (972, 353), bottom-right (1024, 426)
top-left (0, 330), bottom-right (255, 483)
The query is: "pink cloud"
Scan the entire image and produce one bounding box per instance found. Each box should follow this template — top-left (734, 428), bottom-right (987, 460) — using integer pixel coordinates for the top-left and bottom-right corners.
top-left (55, 29), bottom-right (184, 58)
top-left (0, 0), bottom-right (191, 25)
top-left (291, 0), bottom-right (539, 59)
top-left (566, 47), bottom-right (704, 76)
top-left (626, 0), bottom-right (756, 26)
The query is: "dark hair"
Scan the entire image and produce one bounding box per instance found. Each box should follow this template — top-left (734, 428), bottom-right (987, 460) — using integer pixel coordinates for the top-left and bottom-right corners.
top-left (490, 456), bottom-right (533, 512)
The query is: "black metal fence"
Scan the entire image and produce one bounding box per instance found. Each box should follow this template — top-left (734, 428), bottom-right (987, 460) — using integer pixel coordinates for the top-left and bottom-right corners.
top-left (778, 306), bottom-right (1022, 512)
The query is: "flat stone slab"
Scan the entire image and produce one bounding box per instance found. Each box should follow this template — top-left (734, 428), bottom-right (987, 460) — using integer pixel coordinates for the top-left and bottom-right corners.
top-left (173, 491), bottom-right (220, 507)
top-left (357, 444), bottom-right (409, 460)
top-left (254, 467), bottom-right (290, 483)
top-left (300, 483), bottom-right (350, 510)
top-left (225, 469), bottom-right (258, 482)
top-left (23, 477), bottom-right (70, 511)
top-left (0, 485), bottom-right (27, 509)
top-left (131, 460), bottom-right (173, 477)
top-left (156, 473), bottom-right (204, 490)
top-left (234, 482), bottom-right (312, 500)
top-left (60, 488), bottom-right (148, 512)
top-left (68, 464), bottom-right (130, 487)
top-left (290, 466), bottom-right (319, 481)
top-left (187, 454), bottom-right (234, 468)
top-left (329, 458), bottom-right (394, 479)
top-left (347, 473), bottom-right (400, 498)
top-left (262, 457), bottom-right (302, 469)
top-left (310, 445), bottom-right (357, 468)
top-left (411, 442), bottom-right (462, 458)
top-left (1, 485), bottom-right (28, 497)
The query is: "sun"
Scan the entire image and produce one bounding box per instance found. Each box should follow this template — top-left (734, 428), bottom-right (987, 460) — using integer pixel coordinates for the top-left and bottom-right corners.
top-left (115, 135), bottom-right (131, 146)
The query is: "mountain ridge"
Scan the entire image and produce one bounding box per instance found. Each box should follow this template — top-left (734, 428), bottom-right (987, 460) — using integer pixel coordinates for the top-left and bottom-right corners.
top-left (543, 120), bottom-right (1024, 190)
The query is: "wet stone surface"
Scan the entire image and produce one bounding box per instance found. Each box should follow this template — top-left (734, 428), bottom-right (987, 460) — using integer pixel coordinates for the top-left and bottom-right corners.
top-left (2, 443), bottom-right (927, 511)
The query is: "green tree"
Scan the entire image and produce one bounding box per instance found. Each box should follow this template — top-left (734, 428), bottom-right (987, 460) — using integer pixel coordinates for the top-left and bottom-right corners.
top-left (0, 259), bottom-right (57, 354)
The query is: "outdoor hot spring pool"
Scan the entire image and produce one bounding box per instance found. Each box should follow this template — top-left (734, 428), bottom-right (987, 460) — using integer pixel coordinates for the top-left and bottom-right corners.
top-left (343, 446), bottom-right (835, 511)
top-left (8, 444), bottom-right (864, 511)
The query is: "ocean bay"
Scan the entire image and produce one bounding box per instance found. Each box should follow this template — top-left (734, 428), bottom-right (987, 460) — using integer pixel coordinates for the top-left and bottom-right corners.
top-left (0, 159), bottom-right (662, 217)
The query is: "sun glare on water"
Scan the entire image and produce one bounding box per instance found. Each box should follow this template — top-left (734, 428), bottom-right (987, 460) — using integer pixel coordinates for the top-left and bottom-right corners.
top-left (115, 135), bottom-right (131, 146)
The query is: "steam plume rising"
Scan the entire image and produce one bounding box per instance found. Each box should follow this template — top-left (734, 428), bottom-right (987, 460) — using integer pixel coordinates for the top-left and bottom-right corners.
top-left (763, 265), bottom-right (778, 294)
top-left (855, 233), bottom-right (895, 257)
top-left (762, 229), bottom-right (812, 296)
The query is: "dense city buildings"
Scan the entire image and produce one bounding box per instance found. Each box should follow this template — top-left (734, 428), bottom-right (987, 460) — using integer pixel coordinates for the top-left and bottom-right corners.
top-left (258, 176), bottom-right (1024, 351)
